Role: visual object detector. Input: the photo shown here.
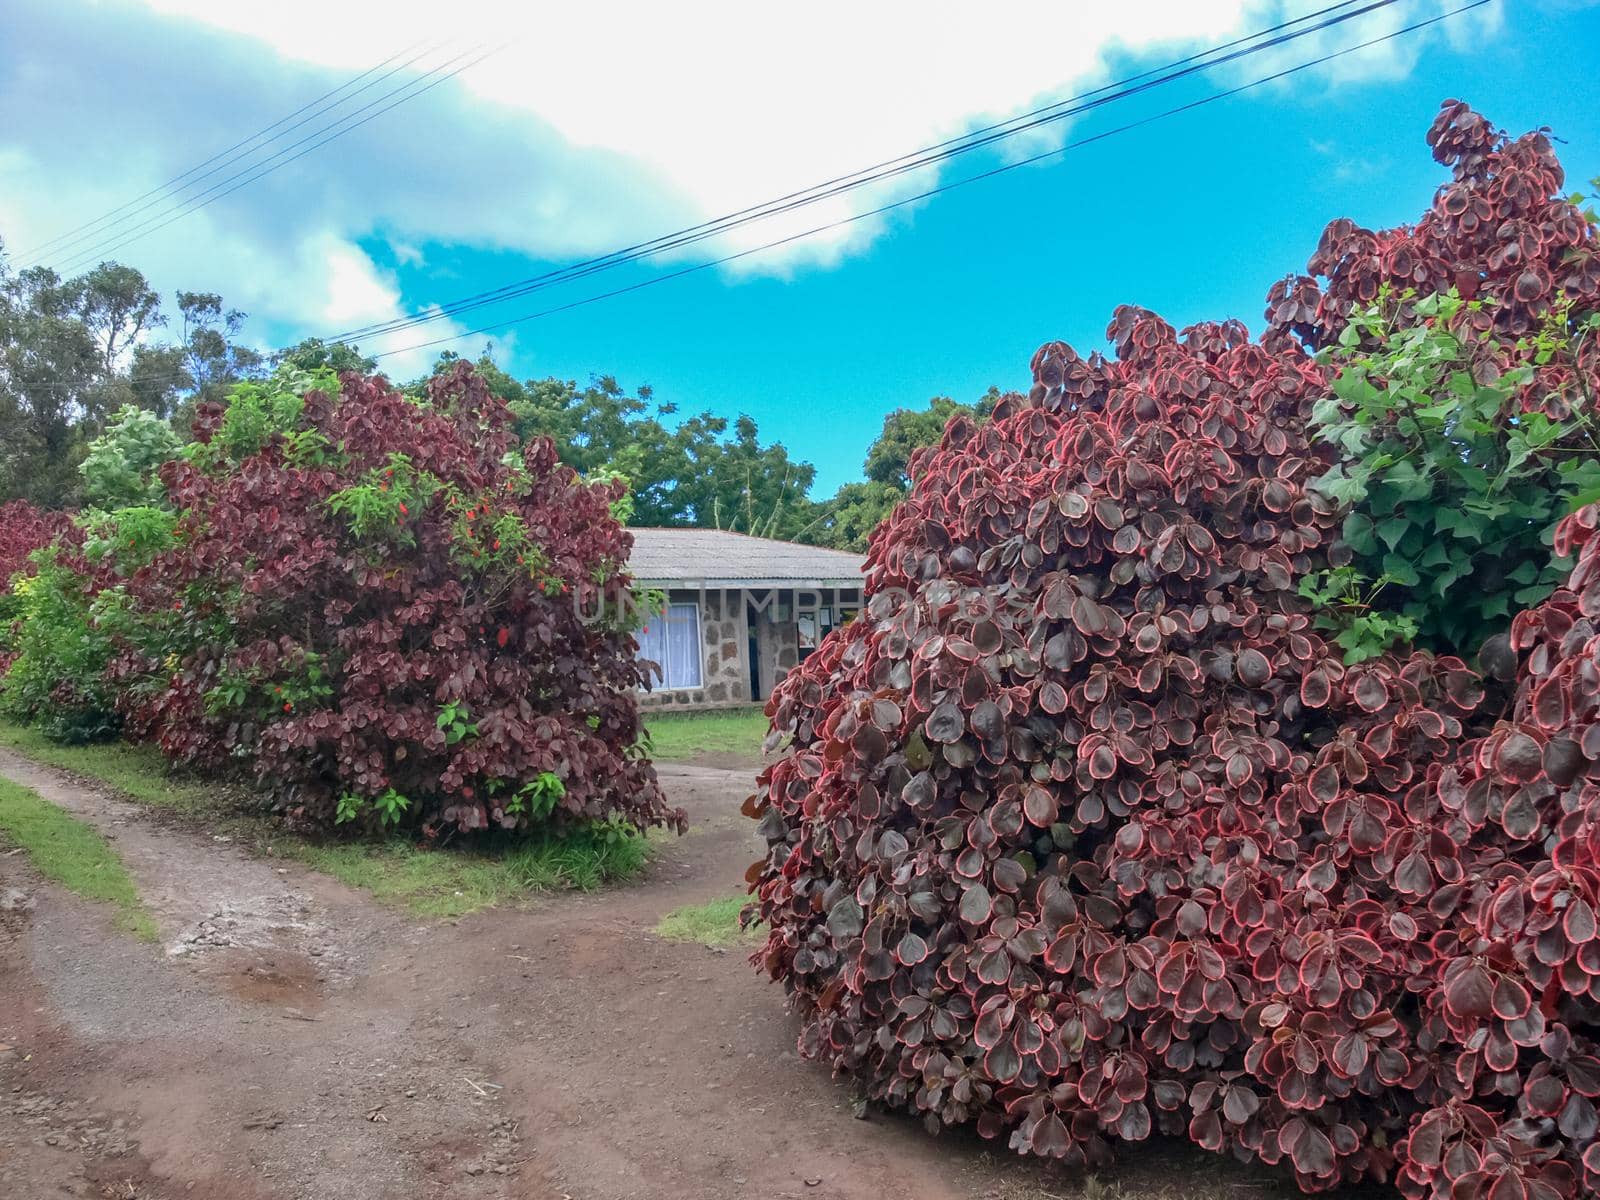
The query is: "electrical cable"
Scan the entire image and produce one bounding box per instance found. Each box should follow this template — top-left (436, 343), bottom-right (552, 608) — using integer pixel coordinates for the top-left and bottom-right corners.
top-left (329, 0), bottom-right (1391, 345)
top-left (17, 38), bottom-right (439, 267)
top-left (49, 42), bottom-right (501, 276)
top-left (366, 0), bottom-right (1491, 362)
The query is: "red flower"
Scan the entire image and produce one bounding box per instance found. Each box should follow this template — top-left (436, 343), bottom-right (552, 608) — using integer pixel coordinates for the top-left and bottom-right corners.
top-left (496, 627), bottom-right (510, 648)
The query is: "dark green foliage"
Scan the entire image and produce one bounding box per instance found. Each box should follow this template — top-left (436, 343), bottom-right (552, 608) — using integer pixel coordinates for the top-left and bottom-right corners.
top-left (441, 356), bottom-right (818, 537)
top-left (274, 337), bottom-right (376, 375)
top-left (864, 389), bottom-right (1000, 490)
top-left (0, 264), bottom-right (102, 505)
top-left (172, 291), bottom-right (264, 405)
top-left (796, 480), bottom-right (903, 552)
top-left (1307, 291), bottom-right (1600, 660)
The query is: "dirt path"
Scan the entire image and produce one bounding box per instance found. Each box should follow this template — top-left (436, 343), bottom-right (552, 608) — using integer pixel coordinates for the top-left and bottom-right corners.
top-left (0, 749), bottom-right (1308, 1200)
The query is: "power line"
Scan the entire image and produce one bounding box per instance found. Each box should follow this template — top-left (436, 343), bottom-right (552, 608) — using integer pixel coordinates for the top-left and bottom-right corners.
top-left (328, 0), bottom-right (1386, 346)
top-left (365, 0), bottom-right (1494, 363)
top-left (16, 38), bottom-right (437, 267)
top-left (49, 42), bottom-right (502, 277)
top-left (50, 42), bottom-right (494, 276)
top-left (13, 0), bottom-right (1493, 392)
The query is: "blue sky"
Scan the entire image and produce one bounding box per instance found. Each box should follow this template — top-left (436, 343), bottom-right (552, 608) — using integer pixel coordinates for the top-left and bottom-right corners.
top-left (3, 1), bottom-right (1598, 494)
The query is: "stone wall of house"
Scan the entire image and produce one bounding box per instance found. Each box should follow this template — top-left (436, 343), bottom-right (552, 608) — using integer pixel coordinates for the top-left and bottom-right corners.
top-left (637, 588), bottom-right (749, 710)
top-left (752, 598), bottom-right (799, 702)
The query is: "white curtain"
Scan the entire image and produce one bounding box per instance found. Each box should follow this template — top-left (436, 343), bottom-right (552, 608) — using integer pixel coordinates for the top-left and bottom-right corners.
top-left (664, 603), bottom-right (702, 688)
top-left (638, 602), bottom-right (702, 689)
top-left (637, 617), bottom-right (670, 686)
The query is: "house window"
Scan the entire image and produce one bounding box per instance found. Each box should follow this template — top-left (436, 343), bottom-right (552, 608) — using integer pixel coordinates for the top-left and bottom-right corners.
top-left (638, 602), bottom-right (703, 689)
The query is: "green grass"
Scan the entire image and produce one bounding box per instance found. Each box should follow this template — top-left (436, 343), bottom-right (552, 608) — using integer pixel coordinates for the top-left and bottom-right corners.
top-left (279, 823), bottom-right (653, 918)
top-left (0, 721), bottom-right (213, 812)
top-left (654, 893), bottom-right (761, 946)
top-left (0, 775), bottom-right (157, 939)
top-left (0, 719), bottom-right (653, 919)
top-left (645, 708), bottom-right (770, 762)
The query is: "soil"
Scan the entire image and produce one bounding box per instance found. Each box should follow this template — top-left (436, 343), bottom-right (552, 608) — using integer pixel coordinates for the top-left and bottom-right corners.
top-left (0, 746), bottom-right (1328, 1200)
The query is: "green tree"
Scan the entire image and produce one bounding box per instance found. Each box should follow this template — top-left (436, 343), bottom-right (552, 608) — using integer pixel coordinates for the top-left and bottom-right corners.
top-left (801, 388), bottom-right (1000, 550)
top-left (0, 238), bottom-right (268, 501)
top-left (794, 480), bottom-right (901, 552)
top-left (865, 388), bottom-right (1000, 489)
top-left (454, 356), bottom-right (818, 536)
top-left (275, 337), bottom-right (376, 375)
top-left (671, 413), bottom-right (816, 538)
top-left (175, 291), bottom-right (264, 406)
top-left (0, 261), bottom-right (100, 506)
top-left (77, 263), bottom-right (163, 379)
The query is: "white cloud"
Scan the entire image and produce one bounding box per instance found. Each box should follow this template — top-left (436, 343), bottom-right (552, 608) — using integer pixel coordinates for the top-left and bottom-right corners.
top-left (1, 0), bottom-right (1489, 361)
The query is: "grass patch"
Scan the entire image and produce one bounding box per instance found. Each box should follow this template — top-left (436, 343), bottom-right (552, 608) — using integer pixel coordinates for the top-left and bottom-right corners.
top-left (0, 721), bottom-right (214, 813)
top-left (654, 893), bottom-right (760, 946)
top-left (0, 775), bottom-right (157, 939)
top-left (267, 820), bottom-right (654, 919)
top-left (0, 719), bottom-right (656, 918)
top-left (0, 723), bottom-right (652, 921)
top-left (646, 708), bottom-right (769, 762)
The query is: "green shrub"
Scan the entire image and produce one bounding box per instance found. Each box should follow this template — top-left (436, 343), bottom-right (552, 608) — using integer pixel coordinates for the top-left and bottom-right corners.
top-left (1306, 289), bottom-right (1600, 661)
top-left (1, 507), bottom-right (176, 742)
top-left (79, 405), bottom-right (182, 510)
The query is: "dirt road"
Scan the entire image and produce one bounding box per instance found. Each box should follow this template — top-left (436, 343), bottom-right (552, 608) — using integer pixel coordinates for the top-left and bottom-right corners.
top-left (0, 748), bottom-right (1309, 1200)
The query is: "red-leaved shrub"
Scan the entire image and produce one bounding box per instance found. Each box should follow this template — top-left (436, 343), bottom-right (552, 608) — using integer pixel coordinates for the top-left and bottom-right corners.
top-left (0, 499), bottom-right (68, 589)
top-left (118, 364), bottom-right (684, 838)
top-left (1266, 98), bottom-right (1600, 402)
top-left (0, 499), bottom-right (70, 673)
top-left (746, 102), bottom-right (1600, 1197)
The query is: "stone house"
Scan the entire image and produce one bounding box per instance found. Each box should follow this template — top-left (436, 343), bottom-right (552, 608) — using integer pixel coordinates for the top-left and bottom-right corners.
top-left (627, 528), bottom-right (866, 709)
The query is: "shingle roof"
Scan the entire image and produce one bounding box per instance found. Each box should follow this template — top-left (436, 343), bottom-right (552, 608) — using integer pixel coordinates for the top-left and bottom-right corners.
top-left (626, 527), bottom-right (865, 587)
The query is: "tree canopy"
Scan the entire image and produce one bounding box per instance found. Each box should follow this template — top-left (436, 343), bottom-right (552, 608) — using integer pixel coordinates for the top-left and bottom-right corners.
top-left (1, 234), bottom-right (995, 560)
top-left (431, 354), bottom-right (818, 537)
top-left (0, 242), bottom-right (264, 506)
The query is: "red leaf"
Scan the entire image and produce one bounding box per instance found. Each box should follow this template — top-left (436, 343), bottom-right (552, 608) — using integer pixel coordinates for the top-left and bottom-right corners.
top-left (1445, 962), bottom-right (1495, 1020)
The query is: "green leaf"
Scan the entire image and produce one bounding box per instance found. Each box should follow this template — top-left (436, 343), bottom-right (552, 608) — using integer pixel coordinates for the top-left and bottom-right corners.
top-left (1380, 554), bottom-right (1420, 588)
top-left (1376, 517), bottom-right (1410, 552)
top-left (1506, 559), bottom-right (1541, 586)
top-left (1342, 513), bottom-right (1378, 556)
top-left (1417, 541), bottom-right (1451, 569)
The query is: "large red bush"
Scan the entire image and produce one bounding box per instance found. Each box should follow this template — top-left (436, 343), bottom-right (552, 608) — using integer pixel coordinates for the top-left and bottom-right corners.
top-left (118, 364), bottom-right (683, 838)
top-left (746, 102), bottom-right (1600, 1197)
